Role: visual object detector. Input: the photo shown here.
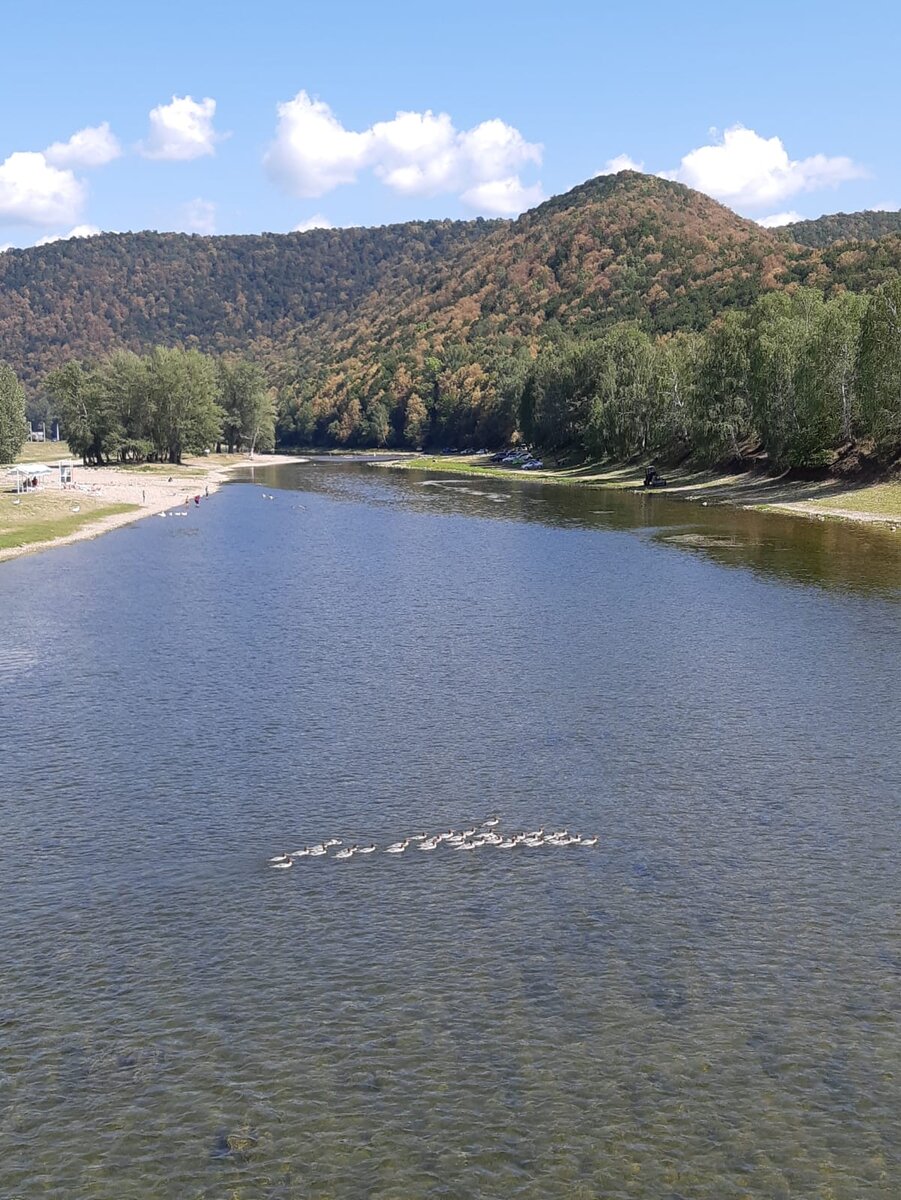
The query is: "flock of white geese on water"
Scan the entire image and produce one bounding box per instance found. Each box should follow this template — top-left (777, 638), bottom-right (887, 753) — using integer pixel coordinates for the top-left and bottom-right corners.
top-left (269, 818), bottom-right (599, 868)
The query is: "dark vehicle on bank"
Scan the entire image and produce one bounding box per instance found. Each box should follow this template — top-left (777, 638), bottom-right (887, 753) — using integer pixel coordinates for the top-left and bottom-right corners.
top-left (644, 466), bottom-right (669, 488)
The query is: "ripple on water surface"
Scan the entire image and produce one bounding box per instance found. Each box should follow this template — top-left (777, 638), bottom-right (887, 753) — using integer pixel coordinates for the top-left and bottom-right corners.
top-left (1, 461), bottom-right (899, 1198)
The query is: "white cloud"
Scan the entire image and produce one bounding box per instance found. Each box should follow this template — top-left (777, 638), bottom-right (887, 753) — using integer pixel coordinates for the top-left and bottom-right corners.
top-left (0, 243), bottom-right (13, 253)
top-left (45, 122), bottom-right (121, 168)
top-left (265, 91), bottom-right (542, 214)
top-left (457, 118), bottom-right (541, 186)
top-left (666, 125), bottom-right (867, 209)
top-left (35, 224), bottom-right (102, 246)
top-left (599, 154), bottom-right (644, 175)
top-left (181, 197), bottom-right (217, 234)
top-left (140, 96), bottom-right (221, 161)
top-left (460, 177), bottom-right (544, 216)
top-left (294, 213), bottom-right (334, 232)
top-left (0, 151), bottom-right (85, 226)
top-left (757, 211), bottom-right (804, 228)
top-left (869, 201), bottom-right (899, 212)
top-left (265, 92), bottom-right (371, 194)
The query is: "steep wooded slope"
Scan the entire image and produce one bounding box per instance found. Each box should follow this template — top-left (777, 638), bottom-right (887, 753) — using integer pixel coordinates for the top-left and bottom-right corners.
top-left (2, 173), bottom-right (901, 396)
top-left (781, 210), bottom-right (901, 247)
top-left (0, 220), bottom-right (499, 387)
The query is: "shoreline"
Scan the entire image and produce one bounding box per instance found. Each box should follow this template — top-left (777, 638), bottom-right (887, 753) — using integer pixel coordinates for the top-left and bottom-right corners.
top-left (6, 449), bottom-right (899, 565)
top-left (381, 455), bottom-right (901, 531)
top-left (0, 453), bottom-right (308, 565)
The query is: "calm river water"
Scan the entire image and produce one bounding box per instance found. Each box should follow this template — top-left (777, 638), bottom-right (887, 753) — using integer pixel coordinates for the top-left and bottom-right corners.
top-left (1, 460), bottom-right (899, 1199)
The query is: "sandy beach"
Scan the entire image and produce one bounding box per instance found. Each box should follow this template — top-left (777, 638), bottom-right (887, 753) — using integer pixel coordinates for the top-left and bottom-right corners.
top-left (0, 454), bottom-right (308, 564)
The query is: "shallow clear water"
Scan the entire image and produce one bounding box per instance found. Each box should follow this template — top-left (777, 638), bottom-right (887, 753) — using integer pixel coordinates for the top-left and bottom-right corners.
top-left (1, 460), bottom-right (899, 1199)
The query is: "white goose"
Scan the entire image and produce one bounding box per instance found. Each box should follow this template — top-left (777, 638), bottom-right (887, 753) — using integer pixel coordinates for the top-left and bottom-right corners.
top-left (357, 844), bottom-right (377, 854)
top-left (580, 837), bottom-right (599, 847)
top-left (270, 858), bottom-right (293, 869)
top-left (269, 853), bottom-right (292, 864)
top-left (417, 839), bottom-right (439, 851)
top-left (385, 840), bottom-right (409, 854)
top-left (334, 846), bottom-right (357, 860)
top-left (307, 845), bottom-right (328, 857)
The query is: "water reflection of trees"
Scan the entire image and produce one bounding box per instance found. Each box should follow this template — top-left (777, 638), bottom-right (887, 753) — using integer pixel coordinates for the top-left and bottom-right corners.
top-left (246, 461), bottom-right (901, 600)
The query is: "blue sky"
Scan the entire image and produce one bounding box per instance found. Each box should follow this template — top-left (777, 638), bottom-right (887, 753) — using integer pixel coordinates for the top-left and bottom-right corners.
top-left (1, 0), bottom-right (897, 247)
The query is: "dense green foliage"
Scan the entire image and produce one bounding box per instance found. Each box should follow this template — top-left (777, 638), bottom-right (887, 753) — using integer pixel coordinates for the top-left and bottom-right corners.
top-left (780, 211), bottom-right (901, 248)
top-left (521, 284), bottom-right (901, 468)
top-left (217, 357), bottom-right (276, 454)
top-left (0, 361), bottom-right (28, 464)
top-left (858, 278), bottom-right (901, 449)
top-left (45, 348), bottom-right (273, 464)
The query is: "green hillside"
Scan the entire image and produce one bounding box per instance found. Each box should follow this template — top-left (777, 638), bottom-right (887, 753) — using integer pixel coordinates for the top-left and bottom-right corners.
top-left (0, 220), bottom-right (499, 388)
top-left (3, 171), bottom-right (901, 467)
top-left (780, 210), bottom-right (901, 247)
top-left (4, 174), bottom-right (901, 398)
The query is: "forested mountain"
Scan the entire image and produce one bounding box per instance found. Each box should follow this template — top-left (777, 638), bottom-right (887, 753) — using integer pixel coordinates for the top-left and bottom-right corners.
top-left (262, 175), bottom-right (901, 451)
top-left (0, 219), bottom-right (499, 388)
top-left (781, 210), bottom-right (901, 248)
top-left (4, 174), bottom-right (901, 394)
top-left (3, 171), bottom-right (901, 464)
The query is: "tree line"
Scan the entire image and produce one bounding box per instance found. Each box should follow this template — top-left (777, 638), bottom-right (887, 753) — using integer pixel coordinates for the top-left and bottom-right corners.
top-left (520, 279), bottom-right (901, 467)
top-left (277, 278), bottom-right (901, 469)
top-left (2, 278), bottom-right (899, 472)
top-left (43, 347), bottom-right (276, 465)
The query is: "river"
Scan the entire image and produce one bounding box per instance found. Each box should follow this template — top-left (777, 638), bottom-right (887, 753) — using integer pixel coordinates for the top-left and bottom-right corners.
top-left (1, 459), bottom-right (899, 1199)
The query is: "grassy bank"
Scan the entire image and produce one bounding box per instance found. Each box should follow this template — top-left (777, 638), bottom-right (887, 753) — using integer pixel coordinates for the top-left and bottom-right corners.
top-left (14, 441), bottom-right (73, 465)
top-left (0, 492), bottom-right (137, 552)
top-left (393, 454), bottom-right (901, 527)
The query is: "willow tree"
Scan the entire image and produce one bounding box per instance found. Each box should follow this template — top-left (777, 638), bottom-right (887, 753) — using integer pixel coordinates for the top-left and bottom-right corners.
top-left (858, 278), bottom-right (901, 450)
top-left (218, 357), bottom-right (276, 455)
top-left (748, 291), bottom-right (822, 466)
top-left (0, 361), bottom-right (28, 464)
top-left (146, 347), bottom-right (223, 463)
top-left (585, 324), bottom-right (659, 458)
top-left (791, 293), bottom-right (867, 463)
top-left (46, 360), bottom-right (124, 465)
top-left (689, 312), bottom-right (752, 461)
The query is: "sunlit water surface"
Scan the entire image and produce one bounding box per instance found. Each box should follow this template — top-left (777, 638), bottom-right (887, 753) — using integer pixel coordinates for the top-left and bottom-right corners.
top-left (1, 460), bottom-right (899, 1199)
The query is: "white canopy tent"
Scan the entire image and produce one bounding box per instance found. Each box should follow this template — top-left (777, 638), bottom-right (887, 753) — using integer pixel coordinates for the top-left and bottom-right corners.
top-left (6, 463), bottom-right (51, 493)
